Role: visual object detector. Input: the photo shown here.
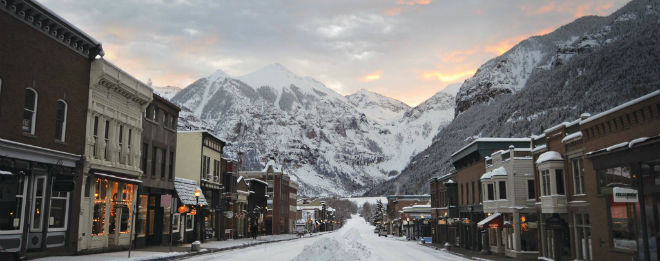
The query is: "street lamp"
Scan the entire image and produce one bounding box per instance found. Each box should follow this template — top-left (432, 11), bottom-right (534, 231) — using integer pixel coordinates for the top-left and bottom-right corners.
top-left (194, 189), bottom-right (201, 241)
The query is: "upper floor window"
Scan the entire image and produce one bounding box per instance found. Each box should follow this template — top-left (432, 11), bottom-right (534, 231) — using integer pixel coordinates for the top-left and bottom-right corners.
top-left (118, 125), bottom-right (124, 164)
top-left (161, 149), bottom-right (166, 178)
top-left (572, 158), bottom-right (585, 195)
top-left (169, 152), bottom-right (174, 180)
top-left (498, 181), bottom-right (507, 200)
top-left (170, 115), bottom-right (176, 129)
top-left (104, 120), bottom-right (110, 160)
top-left (23, 88), bottom-right (37, 134)
top-left (540, 169), bottom-right (566, 196)
top-left (527, 180), bottom-right (535, 200)
top-left (541, 170), bottom-right (551, 196)
top-left (152, 106), bottom-right (158, 121)
top-left (163, 111), bottom-right (169, 125)
top-left (145, 104), bottom-right (153, 119)
top-left (55, 100), bottom-right (67, 141)
top-left (93, 116), bottom-right (99, 158)
top-left (486, 183), bottom-right (494, 200)
top-left (127, 129), bottom-right (132, 166)
top-left (598, 166), bottom-right (632, 194)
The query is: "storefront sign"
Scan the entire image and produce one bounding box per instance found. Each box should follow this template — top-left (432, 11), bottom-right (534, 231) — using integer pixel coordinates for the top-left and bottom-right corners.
top-left (545, 215), bottom-right (567, 230)
top-left (161, 195), bottom-right (172, 207)
top-left (613, 187), bottom-right (638, 203)
top-left (53, 180), bottom-right (75, 192)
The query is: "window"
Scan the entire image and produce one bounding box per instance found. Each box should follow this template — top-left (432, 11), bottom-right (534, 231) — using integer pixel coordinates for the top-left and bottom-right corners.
top-left (541, 170), bottom-right (551, 196)
top-left (598, 166), bottom-right (633, 193)
top-left (119, 184), bottom-right (135, 233)
top-left (142, 143), bottom-right (148, 174)
top-left (609, 196), bottom-right (636, 250)
top-left (487, 183), bottom-right (494, 200)
top-left (152, 146), bottom-right (158, 176)
top-left (49, 180), bottom-right (69, 230)
top-left (127, 129), bottom-right (132, 166)
top-left (172, 213), bottom-right (180, 233)
top-left (556, 170), bottom-right (565, 195)
top-left (152, 106), bottom-right (158, 121)
top-left (118, 125), bottom-right (124, 164)
top-left (572, 158), bottom-right (585, 195)
top-left (498, 181), bottom-right (507, 200)
top-left (472, 182), bottom-right (475, 204)
top-left (145, 104), bottom-right (152, 119)
top-left (170, 115), bottom-right (176, 129)
top-left (163, 111), bottom-right (169, 125)
top-left (104, 120), bottom-right (110, 160)
top-left (574, 213), bottom-right (591, 261)
top-left (0, 175), bottom-right (26, 232)
top-left (93, 116), bottom-right (99, 158)
top-left (169, 152), bottom-right (174, 180)
top-left (161, 149), bottom-right (166, 178)
top-left (31, 176), bottom-right (46, 231)
top-left (460, 184), bottom-right (463, 205)
top-left (137, 195), bottom-right (147, 237)
top-left (479, 182), bottom-right (482, 203)
top-left (92, 178), bottom-right (107, 236)
top-left (186, 213), bottom-right (194, 231)
top-left (163, 207), bottom-right (171, 234)
top-left (23, 88), bottom-right (37, 134)
top-left (214, 159), bottom-right (219, 180)
top-left (466, 183), bottom-right (470, 204)
top-left (55, 100), bottom-right (67, 141)
top-left (527, 180), bottom-right (535, 200)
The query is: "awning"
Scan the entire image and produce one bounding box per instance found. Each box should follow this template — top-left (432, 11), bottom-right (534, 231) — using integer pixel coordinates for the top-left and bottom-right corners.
top-left (94, 172), bottom-right (142, 185)
top-left (477, 213), bottom-right (503, 228)
top-left (174, 177), bottom-right (208, 206)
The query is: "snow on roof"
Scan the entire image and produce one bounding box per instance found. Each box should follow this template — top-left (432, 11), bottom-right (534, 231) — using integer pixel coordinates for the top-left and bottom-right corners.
top-left (451, 138), bottom-right (531, 157)
top-left (245, 178), bottom-right (268, 186)
top-left (581, 90), bottom-right (660, 125)
top-left (237, 176), bottom-right (244, 184)
top-left (444, 179), bottom-right (454, 184)
top-left (174, 177), bottom-right (208, 206)
top-left (544, 122), bottom-right (570, 134)
top-left (531, 145), bottom-right (547, 153)
top-left (261, 159), bottom-right (282, 173)
top-left (531, 134), bottom-right (546, 140)
top-left (536, 151), bottom-right (563, 164)
top-left (607, 142), bottom-right (629, 151)
top-left (480, 171), bottom-right (493, 180)
top-left (629, 137), bottom-right (650, 148)
top-left (482, 166), bottom-right (507, 180)
top-left (0, 170), bottom-right (13, 175)
top-left (477, 213), bottom-right (501, 227)
top-left (561, 132), bottom-right (583, 143)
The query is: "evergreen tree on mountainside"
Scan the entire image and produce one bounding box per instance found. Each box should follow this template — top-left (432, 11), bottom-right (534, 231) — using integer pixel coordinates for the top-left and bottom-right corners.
top-left (366, 0), bottom-right (660, 196)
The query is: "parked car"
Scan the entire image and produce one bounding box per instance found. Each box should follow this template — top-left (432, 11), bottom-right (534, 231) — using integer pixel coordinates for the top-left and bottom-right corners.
top-left (374, 227), bottom-right (379, 234)
top-left (378, 228), bottom-right (387, 237)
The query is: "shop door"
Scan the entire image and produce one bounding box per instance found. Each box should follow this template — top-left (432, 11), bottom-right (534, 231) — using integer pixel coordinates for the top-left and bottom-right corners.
top-left (147, 195), bottom-right (163, 245)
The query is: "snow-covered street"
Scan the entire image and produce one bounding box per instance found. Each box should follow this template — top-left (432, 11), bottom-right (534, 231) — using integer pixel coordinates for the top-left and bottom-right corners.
top-left (182, 215), bottom-right (469, 261)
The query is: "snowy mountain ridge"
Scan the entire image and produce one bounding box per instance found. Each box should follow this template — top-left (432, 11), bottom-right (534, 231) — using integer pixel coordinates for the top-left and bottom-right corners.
top-left (170, 63), bottom-right (455, 197)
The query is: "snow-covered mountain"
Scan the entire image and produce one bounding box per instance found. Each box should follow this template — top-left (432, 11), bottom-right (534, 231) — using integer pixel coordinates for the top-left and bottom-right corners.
top-left (346, 89), bottom-right (410, 123)
top-left (368, 0), bottom-right (660, 196)
top-left (153, 86), bottom-right (182, 100)
top-left (170, 64), bottom-right (455, 197)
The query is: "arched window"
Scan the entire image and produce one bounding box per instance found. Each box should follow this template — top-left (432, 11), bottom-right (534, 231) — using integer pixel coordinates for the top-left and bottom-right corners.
top-left (55, 100), bottom-right (67, 141)
top-left (23, 88), bottom-right (38, 134)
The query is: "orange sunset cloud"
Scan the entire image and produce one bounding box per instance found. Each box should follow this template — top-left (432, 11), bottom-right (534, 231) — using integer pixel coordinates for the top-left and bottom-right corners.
top-left (525, 1), bottom-right (616, 18)
top-left (360, 71), bottom-right (383, 82)
top-left (483, 28), bottom-right (554, 55)
top-left (385, 7), bottom-right (402, 16)
top-left (397, 0), bottom-right (432, 5)
top-left (424, 70), bottom-right (475, 82)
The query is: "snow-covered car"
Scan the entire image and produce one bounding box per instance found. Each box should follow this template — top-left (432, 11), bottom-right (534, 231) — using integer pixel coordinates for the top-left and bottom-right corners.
top-left (373, 228), bottom-right (379, 234)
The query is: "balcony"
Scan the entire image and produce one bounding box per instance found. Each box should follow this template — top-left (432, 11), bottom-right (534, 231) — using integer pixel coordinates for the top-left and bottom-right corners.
top-left (483, 200), bottom-right (509, 212)
top-left (540, 195), bottom-right (568, 213)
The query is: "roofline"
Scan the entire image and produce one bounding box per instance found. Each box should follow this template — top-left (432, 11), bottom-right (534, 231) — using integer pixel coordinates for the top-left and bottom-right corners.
top-left (451, 138), bottom-right (532, 157)
top-left (152, 94), bottom-right (181, 112)
top-left (581, 90), bottom-right (660, 125)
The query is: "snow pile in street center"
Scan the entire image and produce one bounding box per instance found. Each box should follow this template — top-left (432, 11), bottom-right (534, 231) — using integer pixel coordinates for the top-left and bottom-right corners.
top-left (292, 228), bottom-right (371, 261)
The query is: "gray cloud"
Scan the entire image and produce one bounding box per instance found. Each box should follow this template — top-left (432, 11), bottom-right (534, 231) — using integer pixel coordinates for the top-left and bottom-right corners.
top-left (40, 0), bottom-right (629, 105)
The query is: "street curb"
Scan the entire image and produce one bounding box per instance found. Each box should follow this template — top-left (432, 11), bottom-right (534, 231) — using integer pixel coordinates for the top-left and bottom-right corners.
top-left (418, 243), bottom-right (484, 261)
top-left (149, 231), bottom-right (335, 261)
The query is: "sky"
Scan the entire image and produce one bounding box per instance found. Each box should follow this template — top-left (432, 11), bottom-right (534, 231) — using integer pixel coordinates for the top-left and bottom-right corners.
top-left (41, 0), bottom-right (630, 106)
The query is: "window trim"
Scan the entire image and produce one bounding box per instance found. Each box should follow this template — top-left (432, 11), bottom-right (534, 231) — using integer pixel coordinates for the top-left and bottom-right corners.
top-left (571, 157), bottom-right (585, 195)
top-left (48, 177), bottom-right (70, 231)
top-left (30, 176), bottom-right (47, 232)
top-left (23, 88), bottom-right (38, 134)
top-left (55, 100), bottom-right (68, 142)
top-left (172, 213), bottom-right (180, 233)
top-left (185, 213), bottom-right (194, 231)
top-left (0, 176), bottom-right (28, 234)
top-left (527, 179), bottom-right (535, 200)
top-left (498, 181), bottom-right (507, 200)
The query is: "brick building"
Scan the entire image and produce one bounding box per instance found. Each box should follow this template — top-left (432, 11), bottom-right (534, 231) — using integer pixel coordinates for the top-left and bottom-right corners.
top-left (430, 172), bottom-right (458, 246)
top-left (0, 1), bottom-right (102, 258)
top-left (386, 195), bottom-right (430, 237)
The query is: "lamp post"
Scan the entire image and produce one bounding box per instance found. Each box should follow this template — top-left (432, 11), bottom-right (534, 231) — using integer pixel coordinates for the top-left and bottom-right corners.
top-left (194, 189), bottom-right (201, 241)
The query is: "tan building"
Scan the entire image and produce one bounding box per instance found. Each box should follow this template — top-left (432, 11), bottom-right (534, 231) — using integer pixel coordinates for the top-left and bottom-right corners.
top-left (174, 131), bottom-right (225, 242)
top-left (78, 59), bottom-right (153, 253)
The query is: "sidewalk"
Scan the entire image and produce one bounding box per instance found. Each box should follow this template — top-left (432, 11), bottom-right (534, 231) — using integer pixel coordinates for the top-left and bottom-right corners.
top-left (34, 233), bottom-right (330, 261)
top-left (422, 242), bottom-right (523, 261)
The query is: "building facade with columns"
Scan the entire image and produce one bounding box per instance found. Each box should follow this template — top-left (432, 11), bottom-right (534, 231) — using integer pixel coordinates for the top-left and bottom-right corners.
top-left (77, 59), bottom-right (153, 253)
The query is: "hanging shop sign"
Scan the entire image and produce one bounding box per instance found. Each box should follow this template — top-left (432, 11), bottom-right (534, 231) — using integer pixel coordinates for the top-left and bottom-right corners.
top-left (225, 210), bottom-right (234, 218)
top-left (161, 195), bottom-right (172, 207)
top-left (613, 187), bottom-right (638, 203)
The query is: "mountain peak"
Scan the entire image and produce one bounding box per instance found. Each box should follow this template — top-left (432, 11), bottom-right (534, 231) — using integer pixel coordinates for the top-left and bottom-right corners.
top-left (208, 68), bottom-right (230, 81)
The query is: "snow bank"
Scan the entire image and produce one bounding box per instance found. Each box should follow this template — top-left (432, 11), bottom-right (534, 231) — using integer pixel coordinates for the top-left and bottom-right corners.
top-left (292, 228), bottom-right (371, 261)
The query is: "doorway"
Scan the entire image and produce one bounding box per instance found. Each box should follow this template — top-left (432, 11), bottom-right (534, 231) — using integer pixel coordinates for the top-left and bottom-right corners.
top-left (147, 195), bottom-right (163, 246)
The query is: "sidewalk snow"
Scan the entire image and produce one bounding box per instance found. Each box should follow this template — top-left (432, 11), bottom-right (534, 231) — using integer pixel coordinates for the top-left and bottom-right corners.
top-left (35, 251), bottom-right (187, 261)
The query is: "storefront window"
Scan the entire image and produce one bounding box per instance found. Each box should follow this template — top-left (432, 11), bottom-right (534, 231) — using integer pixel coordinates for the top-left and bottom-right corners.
top-left (172, 213), bottom-right (180, 233)
top-left (0, 175), bottom-right (26, 231)
top-left (49, 182), bottom-right (69, 229)
top-left (163, 207), bottom-right (171, 235)
top-left (93, 178), bottom-right (107, 236)
top-left (109, 182), bottom-right (119, 235)
top-left (610, 195), bottom-right (637, 251)
top-left (598, 166), bottom-right (632, 193)
top-left (120, 184), bottom-right (134, 233)
top-left (186, 213), bottom-right (194, 231)
top-left (520, 214), bottom-right (538, 251)
top-left (137, 195), bottom-right (147, 237)
top-left (31, 176), bottom-right (46, 231)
